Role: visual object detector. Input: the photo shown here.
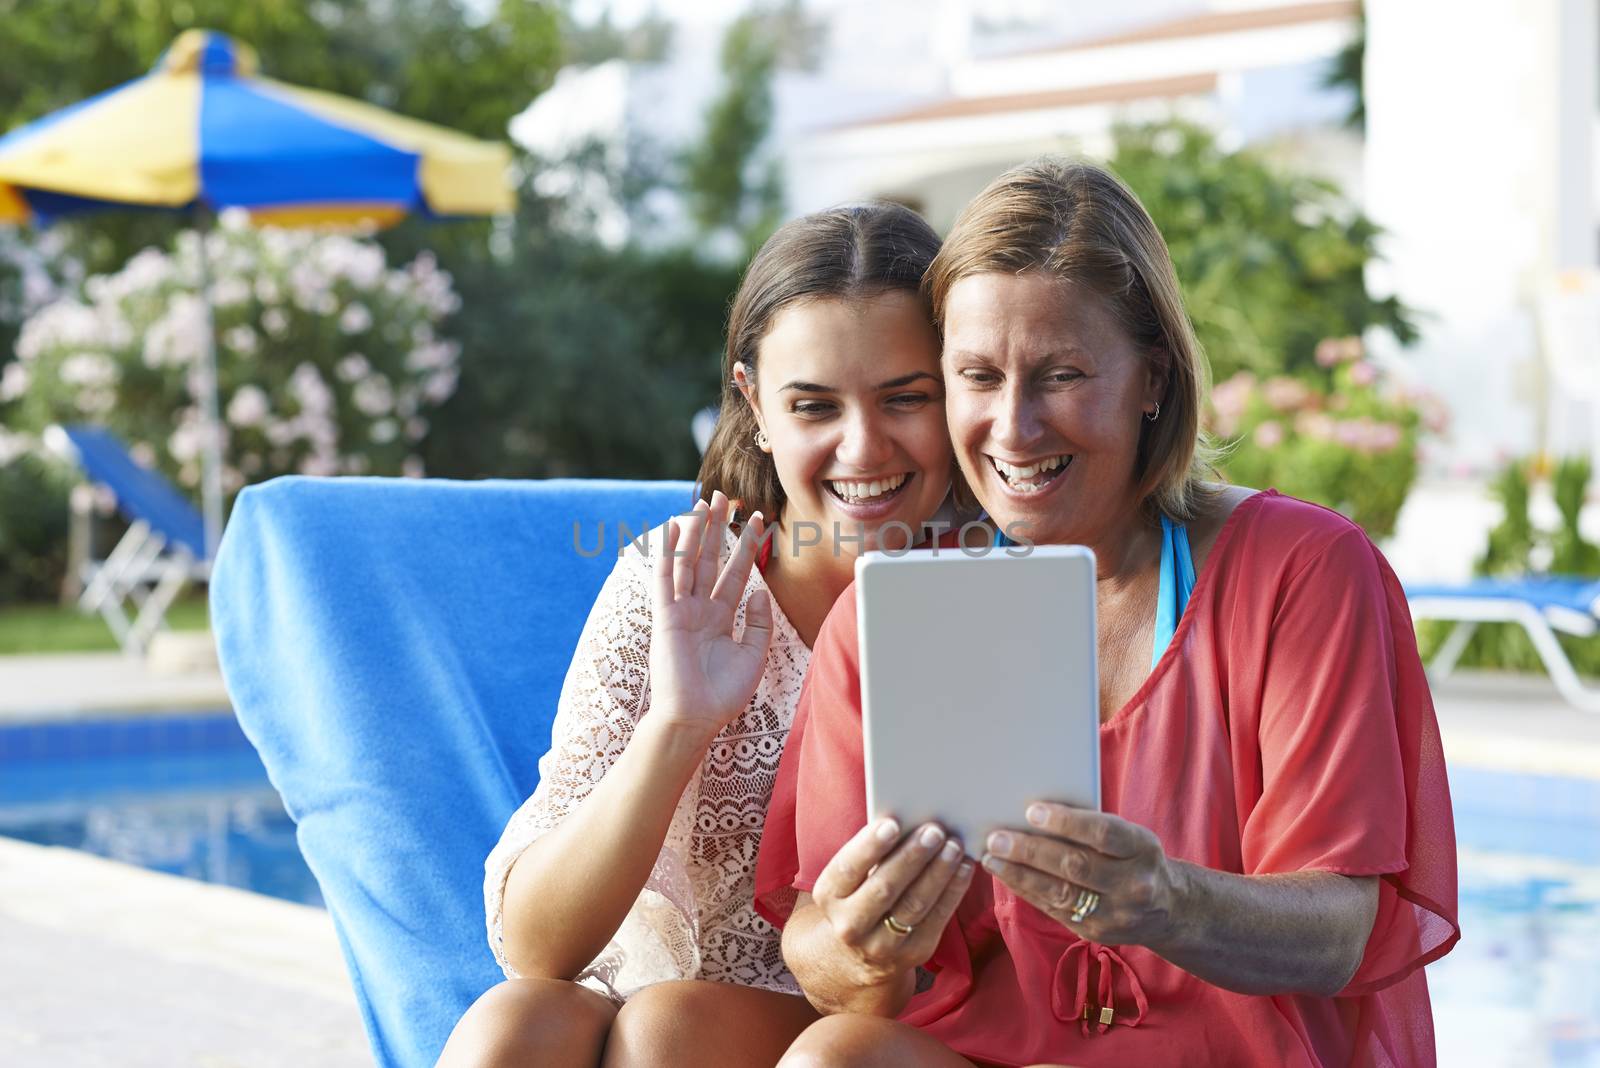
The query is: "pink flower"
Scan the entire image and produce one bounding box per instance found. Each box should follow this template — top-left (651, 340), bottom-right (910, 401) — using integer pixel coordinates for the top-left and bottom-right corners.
top-left (1367, 422), bottom-right (1403, 452)
top-left (1253, 420), bottom-right (1285, 449)
top-left (1315, 336), bottom-right (1364, 367)
top-left (1208, 372), bottom-right (1254, 437)
top-left (1349, 362), bottom-right (1378, 387)
top-left (1295, 412), bottom-right (1335, 440)
top-left (1263, 377), bottom-right (1312, 413)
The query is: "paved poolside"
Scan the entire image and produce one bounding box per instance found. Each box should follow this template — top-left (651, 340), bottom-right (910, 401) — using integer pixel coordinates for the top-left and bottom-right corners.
top-left (0, 836), bottom-right (365, 1067)
top-left (0, 645), bottom-right (230, 723)
top-left (0, 647), bottom-right (1597, 1065)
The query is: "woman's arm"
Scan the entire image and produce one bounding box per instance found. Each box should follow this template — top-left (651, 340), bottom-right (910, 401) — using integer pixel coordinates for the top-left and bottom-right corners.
top-left (1155, 863), bottom-right (1377, 996)
top-left (500, 714), bottom-right (721, 980)
top-left (981, 805), bottom-right (1379, 998)
top-left (780, 818), bottom-right (974, 1016)
top-left (498, 494), bottom-right (773, 980)
top-left (782, 893), bottom-right (918, 1017)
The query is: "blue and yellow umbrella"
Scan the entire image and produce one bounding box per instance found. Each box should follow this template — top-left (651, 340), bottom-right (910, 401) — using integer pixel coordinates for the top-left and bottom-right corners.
top-left (0, 29), bottom-right (513, 556)
top-left (0, 29), bottom-right (512, 226)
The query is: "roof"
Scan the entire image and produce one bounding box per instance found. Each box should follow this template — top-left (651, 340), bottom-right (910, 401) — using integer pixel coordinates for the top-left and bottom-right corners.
top-left (847, 72), bottom-right (1219, 128)
top-left (1005, 1), bottom-right (1359, 59)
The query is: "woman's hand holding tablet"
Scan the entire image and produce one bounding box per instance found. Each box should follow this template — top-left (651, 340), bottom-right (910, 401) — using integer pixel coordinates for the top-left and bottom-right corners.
top-left (807, 815), bottom-right (976, 983)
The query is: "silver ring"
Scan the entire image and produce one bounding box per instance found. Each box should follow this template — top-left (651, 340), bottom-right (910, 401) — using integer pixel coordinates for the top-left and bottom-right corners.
top-left (882, 914), bottom-right (915, 937)
top-left (1068, 889), bottom-right (1101, 923)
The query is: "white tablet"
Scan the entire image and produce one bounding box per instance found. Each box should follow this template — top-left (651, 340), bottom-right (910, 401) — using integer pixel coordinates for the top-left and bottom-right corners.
top-left (855, 545), bottom-right (1100, 854)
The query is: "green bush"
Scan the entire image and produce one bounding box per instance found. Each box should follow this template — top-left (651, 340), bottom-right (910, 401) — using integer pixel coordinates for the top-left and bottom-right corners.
top-left (0, 450), bottom-right (71, 605)
top-left (1417, 456), bottom-right (1600, 676)
top-left (380, 151), bottom-right (742, 482)
top-left (1206, 338), bottom-right (1436, 539)
top-left (1111, 121), bottom-right (1416, 383)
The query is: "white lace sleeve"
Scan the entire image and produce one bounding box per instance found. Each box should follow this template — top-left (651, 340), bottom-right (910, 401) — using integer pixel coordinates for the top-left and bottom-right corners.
top-left (483, 538), bottom-right (703, 999)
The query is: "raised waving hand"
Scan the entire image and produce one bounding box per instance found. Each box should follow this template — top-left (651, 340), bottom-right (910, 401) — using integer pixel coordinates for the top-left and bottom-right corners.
top-left (647, 490), bottom-right (773, 743)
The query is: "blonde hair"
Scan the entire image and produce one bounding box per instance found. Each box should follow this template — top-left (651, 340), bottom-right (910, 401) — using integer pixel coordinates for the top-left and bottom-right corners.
top-left (924, 157), bottom-right (1217, 522)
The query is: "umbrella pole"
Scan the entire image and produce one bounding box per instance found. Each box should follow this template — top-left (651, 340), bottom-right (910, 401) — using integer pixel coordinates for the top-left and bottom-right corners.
top-left (193, 207), bottom-right (225, 562)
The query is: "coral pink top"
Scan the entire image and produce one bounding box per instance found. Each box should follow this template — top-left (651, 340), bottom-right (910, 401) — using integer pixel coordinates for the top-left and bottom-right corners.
top-left (754, 491), bottom-right (1458, 1068)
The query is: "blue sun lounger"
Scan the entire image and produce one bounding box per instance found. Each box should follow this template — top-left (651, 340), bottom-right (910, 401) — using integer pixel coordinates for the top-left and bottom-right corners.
top-left (210, 475), bottom-right (694, 1068)
top-left (44, 424), bottom-right (209, 655)
top-left (1406, 576), bottom-right (1600, 712)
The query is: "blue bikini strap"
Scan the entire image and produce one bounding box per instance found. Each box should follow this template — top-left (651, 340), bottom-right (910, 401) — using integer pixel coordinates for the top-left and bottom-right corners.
top-left (1153, 513), bottom-right (1197, 668)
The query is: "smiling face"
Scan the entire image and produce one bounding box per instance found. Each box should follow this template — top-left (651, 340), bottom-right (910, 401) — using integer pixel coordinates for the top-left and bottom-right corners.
top-left (942, 271), bottom-right (1163, 549)
top-left (740, 291), bottom-right (953, 553)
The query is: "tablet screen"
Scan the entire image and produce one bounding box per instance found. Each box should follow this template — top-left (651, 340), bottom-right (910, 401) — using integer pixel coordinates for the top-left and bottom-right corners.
top-left (856, 545), bottom-right (1100, 854)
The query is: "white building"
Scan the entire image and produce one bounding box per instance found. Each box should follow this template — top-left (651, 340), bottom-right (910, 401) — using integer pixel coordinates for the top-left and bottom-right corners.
top-left (516, 0), bottom-right (1600, 514)
top-left (791, 0), bottom-right (1363, 228)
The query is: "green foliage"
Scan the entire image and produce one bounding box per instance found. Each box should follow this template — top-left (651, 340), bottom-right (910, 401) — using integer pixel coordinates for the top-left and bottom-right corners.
top-left (1479, 460), bottom-right (1536, 576)
top-left (1551, 457), bottom-right (1600, 574)
top-left (1321, 4), bottom-right (1365, 130)
top-left (0, 596), bottom-right (209, 652)
top-left (0, 0), bottom-right (563, 278)
top-left (382, 155), bottom-right (740, 481)
top-left (562, 8), bottom-right (674, 65)
top-left (1207, 339), bottom-right (1430, 539)
top-left (1417, 456), bottom-right (1600, 677)
top-left (0, 0), bottom-right (560, 141)
top-left (0, 452), bottom-right (70, 605)
top-left (1109, 121), bottom-right (1415, 382)
top-left (681, 9), bottom-right (786, 250)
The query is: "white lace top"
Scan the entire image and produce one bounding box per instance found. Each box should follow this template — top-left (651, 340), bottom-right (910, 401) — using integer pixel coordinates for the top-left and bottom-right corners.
top-left (484, 522), bottom-right (809, 1001)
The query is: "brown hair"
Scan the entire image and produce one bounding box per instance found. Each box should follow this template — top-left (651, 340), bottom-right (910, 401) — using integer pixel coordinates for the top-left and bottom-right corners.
top-left (924, 157), bottom-right (1217, 522)
top-left (697, 202), bottom-right (945, 522)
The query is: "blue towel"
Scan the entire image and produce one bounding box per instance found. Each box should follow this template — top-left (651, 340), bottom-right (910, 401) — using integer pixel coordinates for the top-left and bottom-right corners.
top-left (210, 476), bottom-right (696, 1068)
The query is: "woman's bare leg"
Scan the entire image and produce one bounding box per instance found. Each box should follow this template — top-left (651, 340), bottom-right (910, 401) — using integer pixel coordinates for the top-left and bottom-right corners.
top-left (436, 977), bottom-right (618, 1068)
top-left (775, 1014), bottom-right (978, 1068)
top-left (602, 980), bottom-right (819, 1068)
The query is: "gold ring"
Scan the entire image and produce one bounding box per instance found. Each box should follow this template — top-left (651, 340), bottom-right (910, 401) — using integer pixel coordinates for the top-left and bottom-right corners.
top-left (1068, 889), bottom-right (1101, 924)
top-left (882, 915), bottom-right (915, 936)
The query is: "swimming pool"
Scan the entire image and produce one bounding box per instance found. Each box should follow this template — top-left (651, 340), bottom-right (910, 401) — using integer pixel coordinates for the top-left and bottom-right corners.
top-left (0, 713), bottom-right (1595, 1064)
top-left (0, 712), bottom-right (320, 906)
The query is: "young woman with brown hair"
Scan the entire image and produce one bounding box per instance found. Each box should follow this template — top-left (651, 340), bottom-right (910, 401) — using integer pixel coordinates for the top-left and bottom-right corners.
top-left (438, 202), bottom-right (967, 1068)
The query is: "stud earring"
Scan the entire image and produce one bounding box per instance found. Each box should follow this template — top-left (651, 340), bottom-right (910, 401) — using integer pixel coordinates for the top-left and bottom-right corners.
top-left (754, 429), bottom-right (770, 449)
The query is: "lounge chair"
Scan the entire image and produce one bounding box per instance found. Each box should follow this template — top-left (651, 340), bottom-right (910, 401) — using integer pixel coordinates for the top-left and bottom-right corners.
top-left (43, 424), bottom-right (209, 656)
top-left (210, 475), bottom-right (694, 1068)
top-left (1406, 576), bottom-right (1600, 712)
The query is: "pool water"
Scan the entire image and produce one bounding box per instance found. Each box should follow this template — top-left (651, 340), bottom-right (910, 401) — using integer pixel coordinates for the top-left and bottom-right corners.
top-left (0, 713), bottom-right (1596, 1064)
top-left (0, 713), bottom-right (320, 906)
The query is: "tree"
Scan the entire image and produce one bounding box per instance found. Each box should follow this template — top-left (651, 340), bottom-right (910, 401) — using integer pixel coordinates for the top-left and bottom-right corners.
top-left (1322, 4), bottom-right (1365, 131)
top-left (681, 8), bottom-right (787, 252)
top-left (0, 0), bottom-right (563, 450)
top-left (562, 8), bottom-right (674, 66)
top-left (389, 149), bottom-right (741, 482)
top-left (1109, 120), bottom-right (1414, 383)
top-left (0, 0), bottom-right (563, 278)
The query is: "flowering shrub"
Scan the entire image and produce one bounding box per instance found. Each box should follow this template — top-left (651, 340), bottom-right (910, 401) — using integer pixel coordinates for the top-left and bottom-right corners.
top-left (1207, 337), bottom-right (1446, 539)
top-left (7, 210), bottom-right (461, 495)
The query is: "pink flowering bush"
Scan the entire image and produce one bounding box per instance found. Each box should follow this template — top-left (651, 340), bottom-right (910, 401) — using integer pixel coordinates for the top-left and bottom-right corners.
top-left (9, 209), bottom-right (461, 495)
top-left (1207, 337), bottom-right (1445, 539)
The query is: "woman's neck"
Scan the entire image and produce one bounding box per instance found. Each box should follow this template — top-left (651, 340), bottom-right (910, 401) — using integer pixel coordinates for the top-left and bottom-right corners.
top-left (761, 522), bottom-right (856, 649)
top-left (1085, 507), bottom-right (1163, 596)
